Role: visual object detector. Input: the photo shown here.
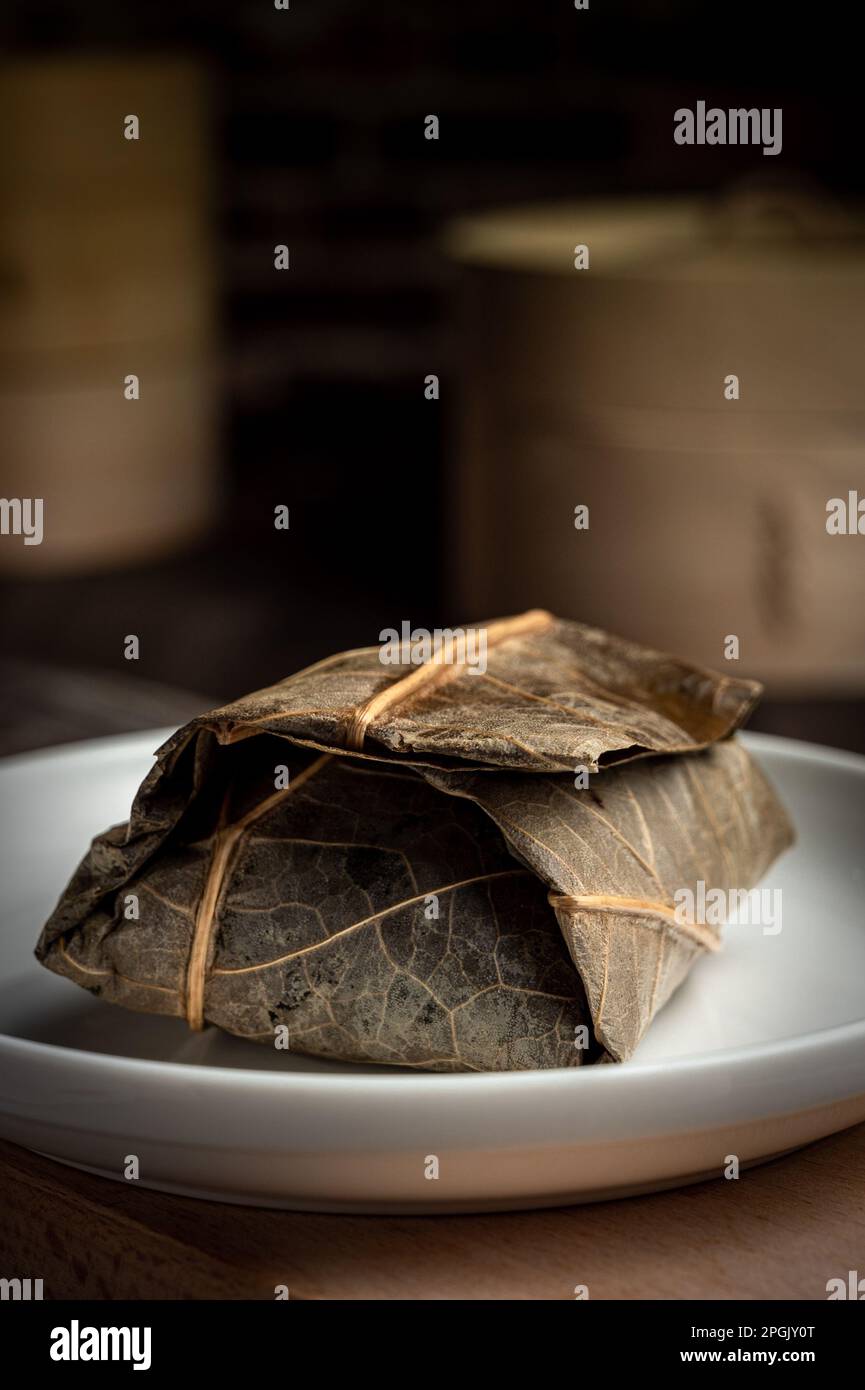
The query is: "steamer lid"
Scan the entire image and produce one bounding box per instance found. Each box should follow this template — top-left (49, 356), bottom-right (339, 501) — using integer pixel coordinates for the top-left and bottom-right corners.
top-left (445, 190), bottom-right (865, 282)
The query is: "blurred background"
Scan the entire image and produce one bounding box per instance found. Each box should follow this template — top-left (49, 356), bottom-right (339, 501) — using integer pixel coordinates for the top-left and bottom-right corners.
top-left (1, 0), bottom-right (863, 754)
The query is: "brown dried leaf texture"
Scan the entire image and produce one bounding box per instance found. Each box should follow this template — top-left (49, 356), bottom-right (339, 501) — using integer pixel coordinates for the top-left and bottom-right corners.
top-left (205, 613), bottom-right (762, 772)
top-left (37, 738), bottom-right (594, 1070)
top-left (35, 614), bottom-right (792, 1071)
top-left (425, 739), bottom-right (793, 1060)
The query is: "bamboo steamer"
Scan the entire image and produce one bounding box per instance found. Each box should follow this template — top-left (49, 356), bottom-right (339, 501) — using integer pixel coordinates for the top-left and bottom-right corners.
top-left (446, 195), bottom-right (865, 693)
top-left (0, 57), bottom-right (216, 573)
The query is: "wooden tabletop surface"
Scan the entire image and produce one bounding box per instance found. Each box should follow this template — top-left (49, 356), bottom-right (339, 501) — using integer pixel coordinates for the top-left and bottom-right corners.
top-left (1, 1124), bottom-right (863, 1300)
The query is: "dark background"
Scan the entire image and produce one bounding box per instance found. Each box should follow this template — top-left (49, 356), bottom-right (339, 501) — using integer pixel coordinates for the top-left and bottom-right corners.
top-left (1, 1), bottom-right (862, 753)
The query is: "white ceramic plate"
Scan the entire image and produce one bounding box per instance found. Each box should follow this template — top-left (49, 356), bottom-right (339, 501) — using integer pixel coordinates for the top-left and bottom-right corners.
top-left (0, 729), bottom-right (863, 1214)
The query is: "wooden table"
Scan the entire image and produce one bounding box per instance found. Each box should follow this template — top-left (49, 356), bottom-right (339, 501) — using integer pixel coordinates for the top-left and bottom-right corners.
top-left (1, 1125), bottom-right (862, 1300)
